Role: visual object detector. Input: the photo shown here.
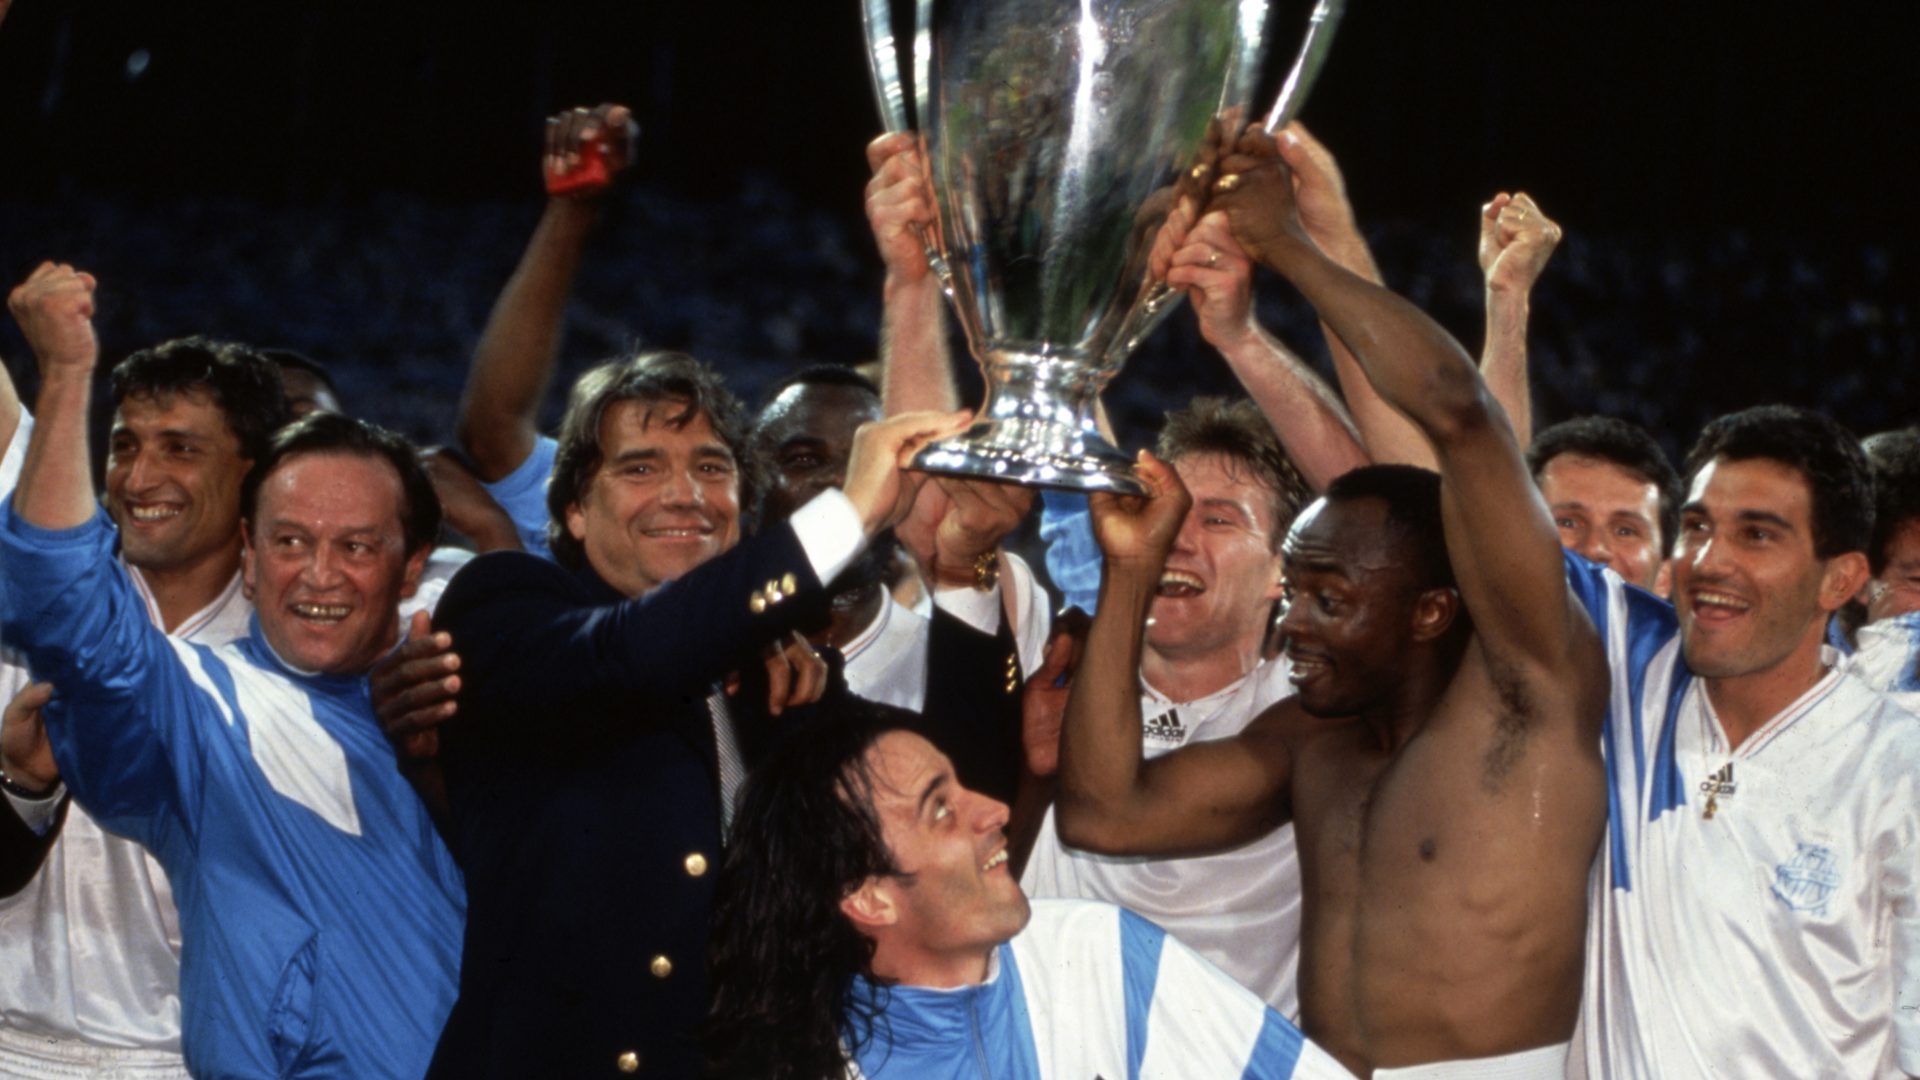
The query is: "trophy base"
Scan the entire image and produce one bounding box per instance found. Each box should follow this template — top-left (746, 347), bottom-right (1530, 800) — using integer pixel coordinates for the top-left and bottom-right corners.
top-left (912, 421), bottom-right (1144, 495)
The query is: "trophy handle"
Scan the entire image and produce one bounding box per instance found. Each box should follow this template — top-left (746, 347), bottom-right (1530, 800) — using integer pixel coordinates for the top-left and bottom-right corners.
top-left (1261, 0), bottom-right (1349, 134)
top-left (858, 0), bottom-right (912, 134)
top-left (1129, 0), bottom-right (1350, 335)
top-left (857, 0), bottom-right (954, 294)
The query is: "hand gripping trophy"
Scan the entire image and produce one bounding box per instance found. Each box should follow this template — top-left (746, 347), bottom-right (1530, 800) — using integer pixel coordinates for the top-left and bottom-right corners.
top-left (860, 0), bottom-right (1347, 493)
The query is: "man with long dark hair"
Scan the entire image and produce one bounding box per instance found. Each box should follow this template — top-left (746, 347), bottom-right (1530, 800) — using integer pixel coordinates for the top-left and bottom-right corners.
top-left (706, 698), bottom-right (1354, 1080)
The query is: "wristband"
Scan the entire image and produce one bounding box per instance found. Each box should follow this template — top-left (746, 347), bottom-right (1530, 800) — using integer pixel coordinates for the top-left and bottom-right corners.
top-left (0, 765), bottom-right (57, 801)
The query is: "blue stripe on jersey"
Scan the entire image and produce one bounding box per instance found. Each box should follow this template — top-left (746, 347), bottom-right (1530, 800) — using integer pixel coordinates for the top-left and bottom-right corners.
top-left (995, 942), bottom-right (1045, 1080)
top-left (1566, 547), bottom-right (1690, 891)
top-left (1888, 612), bottom-right (1920, 692)
top-left (1647, 663), bottom-right (1693, 824)
top-left (1826, 613), bottom-right (1854, 655)
top-left (1561, 548), bottom-right (1613, 634)
top-left (1604, 745), bottom-right (1632, 892)
top-left (1119, 907), bottom-right (1168, 1080)
top-left (182, 640), bottom-right (242, 721)
top-left (1239, 1008), bottom-right (1307, 1080)
top-left (1564, 550), bottom-right (1636, 891)
top-left (1620, 585), bottom-right (1677, 796)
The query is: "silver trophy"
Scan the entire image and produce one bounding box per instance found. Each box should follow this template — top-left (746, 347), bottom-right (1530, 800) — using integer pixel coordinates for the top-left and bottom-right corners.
top-left (861, 0), bottom-right (1347, 493)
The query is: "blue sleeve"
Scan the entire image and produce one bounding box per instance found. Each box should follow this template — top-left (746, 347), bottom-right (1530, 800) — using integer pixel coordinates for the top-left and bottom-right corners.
top-left (480, 435), bottom-right (557, 561)
top-left (1039, 490), bottom-right (1102, 615)
top-left (0, 503), bottom-right (206, 851)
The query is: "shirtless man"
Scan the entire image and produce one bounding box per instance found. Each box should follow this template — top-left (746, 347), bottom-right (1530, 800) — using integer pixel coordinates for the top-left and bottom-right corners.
top-left (1053, 129), bottom-right (1608, 1078)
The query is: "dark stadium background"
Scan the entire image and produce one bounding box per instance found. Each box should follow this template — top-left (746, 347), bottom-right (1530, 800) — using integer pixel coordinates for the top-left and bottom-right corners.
top-left (0, 0), bottom-right (1914, 457)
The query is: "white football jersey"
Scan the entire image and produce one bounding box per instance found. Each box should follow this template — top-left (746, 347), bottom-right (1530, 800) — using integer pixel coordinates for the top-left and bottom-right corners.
top-left (1023, 657), bottom-right (1303, 1016)
top-left (1568, 554), bottom-right (1920, 1078)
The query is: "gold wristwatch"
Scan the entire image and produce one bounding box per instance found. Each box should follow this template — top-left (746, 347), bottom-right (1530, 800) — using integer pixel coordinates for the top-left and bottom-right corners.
top-left (969, 550), bottom-right (1000, 592)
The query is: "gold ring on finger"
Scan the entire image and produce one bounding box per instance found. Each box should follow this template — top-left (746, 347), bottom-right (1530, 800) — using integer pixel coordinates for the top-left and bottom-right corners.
top-left (1215, 173), bottom-right (1242, 193)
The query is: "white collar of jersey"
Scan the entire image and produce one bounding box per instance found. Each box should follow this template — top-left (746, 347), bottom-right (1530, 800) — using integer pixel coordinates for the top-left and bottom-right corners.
top-left (1141, 655), bottom-right (1276, 711)
top-left (124, 560), bottom-right (246, 640)
top-left (1697, 652), bottom-right (1846, 760)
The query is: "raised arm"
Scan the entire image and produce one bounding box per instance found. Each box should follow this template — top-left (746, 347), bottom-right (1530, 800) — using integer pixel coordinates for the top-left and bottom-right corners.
top-left (437, 411), bottom-right (968, 732)
top-left (1477, 192), bottom-right (1562, 448)
top-left (7, 263), bottom-right (98, 529)
top-left (1217, 133), bottom-right (1596, 706)
top-left (0, 352), bottom-right (20, 461)
top-left (2, 267), bottom-right (210, 842)
top-left (456, 104), bottom-right (637, 482)
top-left (1164, 209), bottom-right (1367, 490)
top-left (1273, 122), bottom-right (1436, 471)
top-left (865, 132), bottom-right (957, 415)
top-left (1053, 453), bottom-right (1295, 857)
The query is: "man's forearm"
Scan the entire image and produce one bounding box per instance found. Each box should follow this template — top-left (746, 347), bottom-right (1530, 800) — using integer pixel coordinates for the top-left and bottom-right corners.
top-left (1267, 243), bottom-right (1485, 447)
top-left (1311, 233), bottom-right (1437, 469)
top-left (1054, 561), bottom-right (1157, 841)
top-left (1480, 291), bottom-right (1533, 447)
top-left (14, 369), bottom-right (96, 530)
top-left (457, 200), bottom-right (596, 481)
top-left (879, 273), bottom-right (957, 414)
top-left (1216, 325), bottom-right (1368, 491)
top-left (442, 495), bottom-right (867, 727)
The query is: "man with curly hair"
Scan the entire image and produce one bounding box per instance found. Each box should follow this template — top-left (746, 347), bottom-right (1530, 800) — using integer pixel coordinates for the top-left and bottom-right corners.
top-left (705, 698), bottom-right (1354, 1080)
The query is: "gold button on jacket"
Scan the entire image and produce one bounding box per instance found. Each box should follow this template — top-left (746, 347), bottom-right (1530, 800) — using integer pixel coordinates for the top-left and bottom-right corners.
top-left (649, 954), bottom-right (673, 979)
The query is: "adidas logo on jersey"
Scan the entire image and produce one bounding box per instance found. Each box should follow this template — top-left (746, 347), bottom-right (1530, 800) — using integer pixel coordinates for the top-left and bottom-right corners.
top-left (1143, 708), bottom-right (1186, 745)
top-left (1699, 763), bottom-right (1737, 798)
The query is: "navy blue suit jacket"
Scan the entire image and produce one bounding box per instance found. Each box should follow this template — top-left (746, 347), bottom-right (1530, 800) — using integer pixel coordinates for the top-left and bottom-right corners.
top-left (425, 523), bottom-right (822, 1079)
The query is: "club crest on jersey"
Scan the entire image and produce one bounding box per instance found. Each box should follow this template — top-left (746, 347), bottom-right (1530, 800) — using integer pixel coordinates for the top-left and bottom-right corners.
top-left (1771, 842), bottom-right (1842, 916)
top-left (1143, 708), bottom-right (1186, 746)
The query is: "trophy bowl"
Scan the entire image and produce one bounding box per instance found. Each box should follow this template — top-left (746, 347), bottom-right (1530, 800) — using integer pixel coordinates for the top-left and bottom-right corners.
top-left (863, 0), bottom-right (1347, 493)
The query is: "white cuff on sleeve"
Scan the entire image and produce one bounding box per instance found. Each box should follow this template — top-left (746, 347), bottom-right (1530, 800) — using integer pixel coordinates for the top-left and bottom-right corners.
top-left (790, 488), bottom-right (868, 588)
top-left (932, 551), bottom-right (1053, 675)
top-left (934, 581), bottom-right (1000, 634)
top-left (4, 781), bottom-right (64, 836)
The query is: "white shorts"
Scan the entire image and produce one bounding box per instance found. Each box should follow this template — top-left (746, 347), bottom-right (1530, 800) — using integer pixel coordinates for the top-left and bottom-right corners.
top-left (0, 1027), bottom-right (189, 1080)
top-left (1371, 1042), bottom-right (1567, 1080)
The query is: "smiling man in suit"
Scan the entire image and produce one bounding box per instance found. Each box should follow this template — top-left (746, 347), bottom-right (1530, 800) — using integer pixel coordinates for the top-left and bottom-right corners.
top-left (425, 350), bottom-right (962, 1078)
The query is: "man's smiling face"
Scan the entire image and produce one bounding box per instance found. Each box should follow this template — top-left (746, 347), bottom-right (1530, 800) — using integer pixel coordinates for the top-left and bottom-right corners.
top-left (1144, 452), bottom-right (1286, 663)
top-left (106, 389), bottom-right (250, 576)
top-left (244, 451), bottom-right (424, 675)
top-left (862, 731), bottom-right (1030, 973)
top-left (566, 399), bottom-right (743, 598)
top-left (1673, 457), bottom-right (1834, 680)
